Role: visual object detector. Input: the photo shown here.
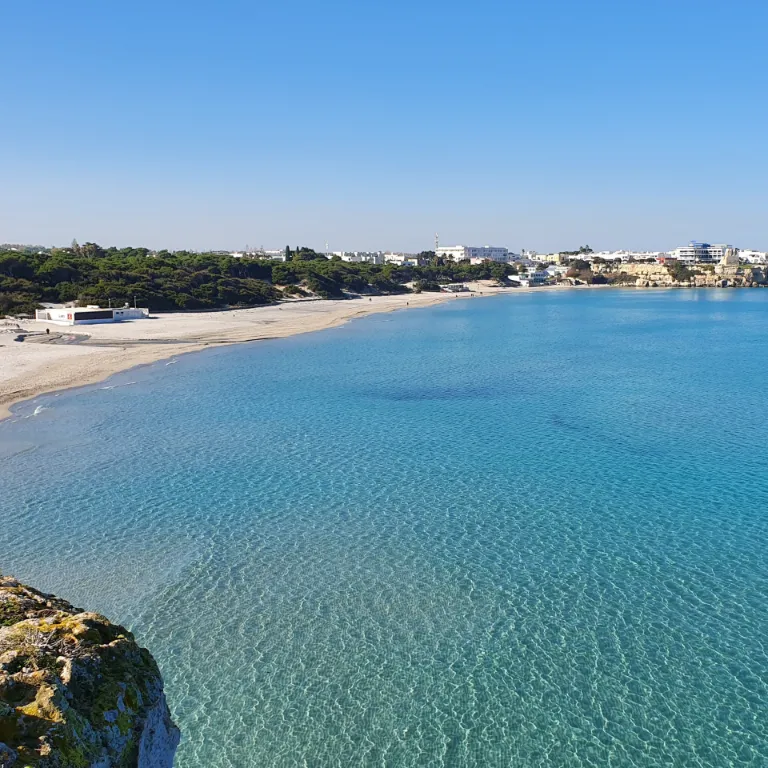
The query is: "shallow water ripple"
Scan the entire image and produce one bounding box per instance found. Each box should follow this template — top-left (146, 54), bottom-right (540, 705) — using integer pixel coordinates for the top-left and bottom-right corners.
top-left (2, 290), bottom-right (768, 766)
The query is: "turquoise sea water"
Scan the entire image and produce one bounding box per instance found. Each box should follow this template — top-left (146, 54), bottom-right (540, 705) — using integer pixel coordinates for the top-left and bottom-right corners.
top-left (2, 289), bottom-right (768, 767)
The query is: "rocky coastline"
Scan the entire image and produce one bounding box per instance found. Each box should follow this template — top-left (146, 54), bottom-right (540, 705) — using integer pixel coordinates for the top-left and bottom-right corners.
top-left (617, 262), bottom-right (767, 288)
top-left (0, 574), bottom-right (178, 767)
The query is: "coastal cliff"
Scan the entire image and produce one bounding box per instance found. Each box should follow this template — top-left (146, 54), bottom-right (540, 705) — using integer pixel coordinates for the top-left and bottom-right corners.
top-left (619, 262), bottom-right (767, 288)
top-left (0, 574), bottom-right (178, 767)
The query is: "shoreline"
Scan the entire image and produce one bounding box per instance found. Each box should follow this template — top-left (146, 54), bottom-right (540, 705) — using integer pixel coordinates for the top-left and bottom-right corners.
top-left (0, 281), bottom-right (721, 423)
top-left (1, 283), bottom-right (531, 422)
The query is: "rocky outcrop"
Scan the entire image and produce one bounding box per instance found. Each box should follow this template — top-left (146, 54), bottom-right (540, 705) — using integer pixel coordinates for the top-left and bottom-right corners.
top-left (0, 574), bottom-right (179, 767)
top-left (621, 263), bottom-right (767, 288)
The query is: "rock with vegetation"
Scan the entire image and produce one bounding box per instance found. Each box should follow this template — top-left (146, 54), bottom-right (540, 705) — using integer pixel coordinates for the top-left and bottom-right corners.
top-left (618, 262), bottom-right (768, 288)
top-left (0, 574), bottom-right (178, 767)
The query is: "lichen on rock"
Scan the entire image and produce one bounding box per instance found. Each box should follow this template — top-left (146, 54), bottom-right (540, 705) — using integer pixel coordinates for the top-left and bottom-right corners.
top-left (0, 574), bottom-right (179, 767)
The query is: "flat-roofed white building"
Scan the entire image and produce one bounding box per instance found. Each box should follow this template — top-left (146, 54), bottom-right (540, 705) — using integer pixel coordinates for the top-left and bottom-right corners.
top-left (669, 241), bottom-right (735, 265)
top-left (35, 306), bottom-right (150, 326)
top-left (437, 245), bottom-right (508, 263)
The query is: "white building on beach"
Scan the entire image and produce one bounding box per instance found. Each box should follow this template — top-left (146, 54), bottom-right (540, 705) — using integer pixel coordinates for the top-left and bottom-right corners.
top-left (35, 306), bottom-right (150, 326)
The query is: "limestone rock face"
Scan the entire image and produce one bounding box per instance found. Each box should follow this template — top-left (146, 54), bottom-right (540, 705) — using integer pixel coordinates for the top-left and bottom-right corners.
top-left (621, 262), bottom-right (767, 288)
top-left (0, 575), bottom-right (179, 767)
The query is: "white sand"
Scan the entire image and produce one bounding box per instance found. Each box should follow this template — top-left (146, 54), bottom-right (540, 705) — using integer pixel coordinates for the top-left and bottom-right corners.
top-left (1, 283), bottom-right (531, 420)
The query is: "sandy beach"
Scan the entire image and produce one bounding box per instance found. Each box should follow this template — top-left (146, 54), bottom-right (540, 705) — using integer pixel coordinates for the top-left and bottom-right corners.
top-left (0, 283), bottom-right (528, 421)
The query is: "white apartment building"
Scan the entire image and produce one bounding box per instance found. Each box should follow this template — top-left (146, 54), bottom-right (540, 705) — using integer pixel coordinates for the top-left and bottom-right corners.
top-left (669, 241), bottom-right (735, 265)
top-left (437, 245), bottom-right (509, 263)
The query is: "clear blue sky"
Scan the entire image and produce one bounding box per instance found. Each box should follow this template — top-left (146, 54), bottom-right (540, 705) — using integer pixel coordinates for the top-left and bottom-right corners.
top-left (2, 0), bottom-right (767, 252)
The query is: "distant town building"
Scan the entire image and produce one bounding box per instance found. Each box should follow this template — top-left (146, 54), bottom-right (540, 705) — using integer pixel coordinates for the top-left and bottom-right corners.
top-left (333, 251), bottom-right (385, 265)
top-left (437, 245), bottom-right (509, 263)
top-left (467, 254), bottom-right (520, 266)
top-left (528, 251), bottom-right (568, 264)
top-left (546, 265), bottom-right (569, 278)
top-left (627, 251), bottom-right (670, 262)
top-left (383, 252), bottom-right (421, 266)
top-left (738, 249), bottom-right (768, 264)
top-left (585, 250), bottom-right (669, 263)
top-left (521, 267), bottom-right (549, 284)
top-left (242, 249), bottom-right (289, 261)
top-left (522, 252), bottom-right (568, 264)
top-left (469, 256), bottom-right (501, 265)
top-left (259, 250), bottom-right (291, 262)
top-left (669, 241), bottom-right (735, 265)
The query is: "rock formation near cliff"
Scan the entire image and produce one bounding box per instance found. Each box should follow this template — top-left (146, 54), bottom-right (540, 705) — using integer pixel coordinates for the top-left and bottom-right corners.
top-left (0, 574), bottom-right (179, 767)
top-left (620, 262), bottom-right (767, 288)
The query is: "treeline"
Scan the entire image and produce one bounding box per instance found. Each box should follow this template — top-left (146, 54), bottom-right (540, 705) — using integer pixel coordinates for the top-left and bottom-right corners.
top-left (0, 244), bottom-right (515, 315)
